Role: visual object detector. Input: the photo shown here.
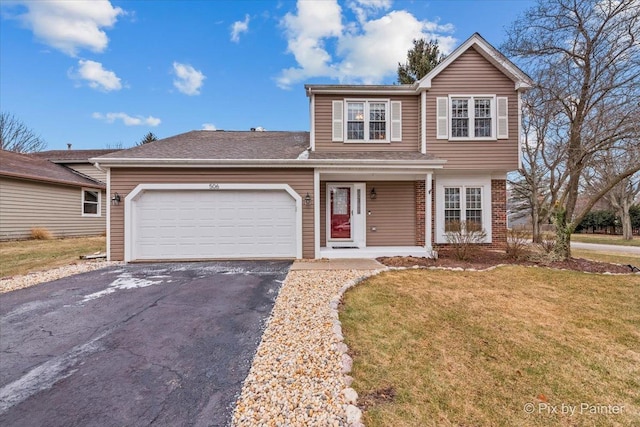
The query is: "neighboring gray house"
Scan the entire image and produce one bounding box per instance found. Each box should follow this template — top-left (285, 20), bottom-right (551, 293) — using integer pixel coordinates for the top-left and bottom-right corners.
top-left (0, 149), bottom-right (116, 240)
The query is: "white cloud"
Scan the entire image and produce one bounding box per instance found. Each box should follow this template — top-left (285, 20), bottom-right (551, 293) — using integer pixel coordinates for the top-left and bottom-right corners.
top-left (202, 123), bottom-right (217, 130)
top-left (92, 112), bottom-right (161, 127)
top-left (172, 62), bottom-right (205, 96)
top-left (71, 60), bottom-right (122, 91)
top-left (12, 0), bottom-right (124, 56)
top-left (230, 14), bottom-right (250, 42)
top-left (277, 0), bottom-right (456, 88)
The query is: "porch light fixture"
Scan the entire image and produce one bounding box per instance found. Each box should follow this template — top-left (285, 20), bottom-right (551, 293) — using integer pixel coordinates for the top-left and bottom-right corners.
top-left (111, 192), bottom-right (121, 205)
top-left (370, 188), bottom-right (377, 200)
top-left (304, 193), bottom-right (312, 205)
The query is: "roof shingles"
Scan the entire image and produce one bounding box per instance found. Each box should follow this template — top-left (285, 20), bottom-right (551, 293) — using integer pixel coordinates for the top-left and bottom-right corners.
top-left (0, 150), bottom-right (104, 188)
top-left (96, 131), bottom-right (310, 160)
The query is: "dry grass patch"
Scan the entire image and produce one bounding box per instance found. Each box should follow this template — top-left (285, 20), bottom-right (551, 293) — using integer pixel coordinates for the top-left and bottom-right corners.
top-left (341, 267), bottom-right (640, 427)
top-left (0, 236), bottom-right (106, 277)
top-left (572, 234), bottom-right (640, 247)
top-left (572, 249), bottom-right (640, 267)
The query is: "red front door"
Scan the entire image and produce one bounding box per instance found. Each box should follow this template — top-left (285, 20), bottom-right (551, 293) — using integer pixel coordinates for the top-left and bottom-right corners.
top-left (330, 186), bottom-right (351, 239)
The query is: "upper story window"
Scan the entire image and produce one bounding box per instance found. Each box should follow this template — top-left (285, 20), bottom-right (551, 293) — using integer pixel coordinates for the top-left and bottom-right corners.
top-left (332, 99), bottom-right (402, 143)
top-left (82, 189), bottom-right (101, 217)
top-left (437, 95), bottom-right (508, 141)
top-left (346, 100), bottom-right (388, 142)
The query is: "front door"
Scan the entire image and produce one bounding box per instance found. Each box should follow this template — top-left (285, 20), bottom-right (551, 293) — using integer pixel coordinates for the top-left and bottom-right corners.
top-left (330, 186), bottom-right (351, 240)
top-left (327, 183), bottom-right (365, 248)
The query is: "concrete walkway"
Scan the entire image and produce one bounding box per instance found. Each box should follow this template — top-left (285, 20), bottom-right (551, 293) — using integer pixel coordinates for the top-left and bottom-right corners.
top-left (291, 258), bottom-right (385, 270)
top-left (571, 241), bottom-right (640, 255)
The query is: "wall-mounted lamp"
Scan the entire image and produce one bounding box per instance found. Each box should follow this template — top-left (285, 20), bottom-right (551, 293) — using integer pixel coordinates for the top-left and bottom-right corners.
top-left (370, 187), bottom-right (377, 200)
top-left (111, 192), bottom-right (121, 205)
top-left (304, 192), bottom-right (312, 206)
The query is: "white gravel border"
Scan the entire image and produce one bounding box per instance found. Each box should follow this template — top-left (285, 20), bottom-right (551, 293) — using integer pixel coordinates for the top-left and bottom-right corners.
top-left (0, 261), bottom-right (122, 294)
top-left (231, 269), bottom-right (385, 427)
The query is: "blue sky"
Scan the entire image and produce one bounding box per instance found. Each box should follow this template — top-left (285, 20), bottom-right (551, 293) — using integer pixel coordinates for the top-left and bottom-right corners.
top-left (0, 0), bottom-right (534, 150)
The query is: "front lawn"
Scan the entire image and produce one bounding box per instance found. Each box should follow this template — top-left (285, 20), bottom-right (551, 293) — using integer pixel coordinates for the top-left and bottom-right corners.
top-left (341, 267), bottom-right (640, 426)
top-left (571, 249), bottom-right (640, 267)
top-left (0, 236), bottom-right (106, 277)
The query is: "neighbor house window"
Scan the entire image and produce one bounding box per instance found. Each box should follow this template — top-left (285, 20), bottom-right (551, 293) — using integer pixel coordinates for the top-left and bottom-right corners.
top-left (450, 96), bottom-right (493, 139)
top-left (444, 186), bottom-right (482, 231)
top-left (345, 100), bottom-right (388, 142)
top-left (82, 189), bottom-right (100, 216)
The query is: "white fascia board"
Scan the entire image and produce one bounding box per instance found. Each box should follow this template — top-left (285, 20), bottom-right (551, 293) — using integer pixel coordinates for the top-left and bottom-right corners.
top-left (304, 86), bottom-right (417, 96)
top-left (92, 158), bottom-right (447, 169)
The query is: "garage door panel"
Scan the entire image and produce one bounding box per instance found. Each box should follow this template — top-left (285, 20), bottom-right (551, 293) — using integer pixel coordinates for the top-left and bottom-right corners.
top-left (132, 189), bottom-right (297, 260)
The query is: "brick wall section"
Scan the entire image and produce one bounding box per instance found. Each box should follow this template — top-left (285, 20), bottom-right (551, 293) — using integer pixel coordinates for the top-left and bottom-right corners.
top-left (491, 179), bottom-right (507, 248)
top-left (415, 181), bottom-right (425, 246)
top-left (431, 178), bottom-right (507, 250)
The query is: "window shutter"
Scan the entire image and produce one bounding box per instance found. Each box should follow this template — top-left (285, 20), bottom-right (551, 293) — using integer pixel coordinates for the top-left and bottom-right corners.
top-left (390, 101), bottom-right (402, 142)
top-left (436, 97), bottom-right (448, 139)
top-left (332, 100), bottom-right (344, 142)
top-left (497, 97), bottom-right (508, 139)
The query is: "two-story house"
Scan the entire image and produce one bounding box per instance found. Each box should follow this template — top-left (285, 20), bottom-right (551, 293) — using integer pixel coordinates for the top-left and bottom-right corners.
top-left (94, 33), bottom-right (532, 262)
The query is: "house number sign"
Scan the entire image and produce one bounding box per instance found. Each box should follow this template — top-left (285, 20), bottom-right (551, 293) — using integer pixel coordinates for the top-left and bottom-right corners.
top-left (209, 183), bottom-right (220, 190)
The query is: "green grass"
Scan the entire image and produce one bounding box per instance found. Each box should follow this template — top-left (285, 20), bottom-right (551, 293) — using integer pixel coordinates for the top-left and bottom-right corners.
top-left (572, 233), bottom-right (640, 247)
top-left (341, 267), bottom-right (640, 427)
top-left (0, 236), bottom-right (106, 277)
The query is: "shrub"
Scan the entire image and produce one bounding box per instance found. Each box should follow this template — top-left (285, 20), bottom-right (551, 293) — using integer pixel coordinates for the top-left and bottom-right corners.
top-left (30, 227), bottom-right (52, 240)
top-left (536, 232), bottom-right (556, 254)
top-left (505, 228), bottom-right (531, 261)
top-left (445, 220), bottom-right (488, 261)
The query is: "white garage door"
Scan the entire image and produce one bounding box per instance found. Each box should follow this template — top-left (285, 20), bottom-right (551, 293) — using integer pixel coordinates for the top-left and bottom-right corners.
top-left (132, 189), bottom-right (297, 260)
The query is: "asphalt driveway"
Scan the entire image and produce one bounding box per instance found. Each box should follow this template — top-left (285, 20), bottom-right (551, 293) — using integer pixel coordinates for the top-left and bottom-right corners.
top-left (0, 261), bottom-right (291, 427)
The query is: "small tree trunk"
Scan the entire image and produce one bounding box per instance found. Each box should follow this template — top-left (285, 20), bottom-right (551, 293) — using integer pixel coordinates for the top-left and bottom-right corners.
top-left (531, 210), bottom-right (542, 243)
top-left (552, 206), bottom-right (572, 260)
top-left (621, 199), bottom-right (633, 240)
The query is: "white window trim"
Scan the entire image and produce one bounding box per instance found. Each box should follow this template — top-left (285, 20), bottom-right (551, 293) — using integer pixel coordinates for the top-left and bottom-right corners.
top-left (448, 94), bottom-right (496, 141)
top-left (435, 176), bottom-right (492, 243)
top-left (81, 188), bottom-right (101, 217)
top-left (344, 99), bottom-right (391, 143)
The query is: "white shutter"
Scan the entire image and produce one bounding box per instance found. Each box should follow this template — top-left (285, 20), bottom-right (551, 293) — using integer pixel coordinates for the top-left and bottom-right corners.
top-left (332, 100), bottom-right (344, 142)
top-left (497, 96), bottom-right (508, 139)
top-left (390, 101), bottom-right (402, 142)
top-left (436, 97), bottom-right (448, 139)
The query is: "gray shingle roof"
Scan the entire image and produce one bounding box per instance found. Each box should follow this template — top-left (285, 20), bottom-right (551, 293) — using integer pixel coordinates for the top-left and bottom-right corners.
top-left (0, 150), bottom-right (104, 188)
top-left (31, 149), bottom-right (120, 162)
top-left (95, 131), bottom-right (310, 160)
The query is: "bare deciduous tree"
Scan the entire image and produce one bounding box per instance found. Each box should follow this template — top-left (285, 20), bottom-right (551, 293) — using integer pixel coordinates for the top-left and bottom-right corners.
top-left (584, 142), bottom-right (640, 240)
top-left (503, 0), bottom-right (640, 259)
top-left (0, 112), bottom-right (47, 153)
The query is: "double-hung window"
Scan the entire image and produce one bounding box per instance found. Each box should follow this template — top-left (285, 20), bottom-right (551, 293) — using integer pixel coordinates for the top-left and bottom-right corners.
top-left (82, 189), bottom-right (101, 217)
top-left (450, 96), bottom-right (493, 139)
top-left (345, 100), bottom-right (388, 142)
top-left (444, 186), bottom-right (483, 232)
top-left (437, 95), bottom-right (507, 141)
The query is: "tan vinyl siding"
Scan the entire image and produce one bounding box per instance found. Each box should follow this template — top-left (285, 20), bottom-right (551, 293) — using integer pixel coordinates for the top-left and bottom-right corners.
top-left (66, 163), bottom-right (107, 183)
top-left (319, 181), bottom-right (415, 246)
top-left (109, 168), bottom-right (314, 261)
top-left (426, 46), bottom-right (519, 171)
top-left (314, 95), bottom-right (420, 152)
top-left (0, 177), bottom-right (106, 240)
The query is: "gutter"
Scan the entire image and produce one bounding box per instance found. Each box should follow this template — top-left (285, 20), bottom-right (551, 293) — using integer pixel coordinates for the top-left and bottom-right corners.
top-left (89, 157), bottom-right (447, 169)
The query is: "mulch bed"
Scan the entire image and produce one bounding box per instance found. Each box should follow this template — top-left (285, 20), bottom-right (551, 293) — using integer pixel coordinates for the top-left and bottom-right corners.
top-left (377, 248), bottom-right (638, 274)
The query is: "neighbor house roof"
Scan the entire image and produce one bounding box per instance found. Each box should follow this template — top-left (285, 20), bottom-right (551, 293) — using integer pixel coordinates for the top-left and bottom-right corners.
top-left (95, 131), bottom-right (310, 161)
top-left (0, 150), bottom-right (104, 188)
top-left (31, 149), bottom-right (120, 163)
